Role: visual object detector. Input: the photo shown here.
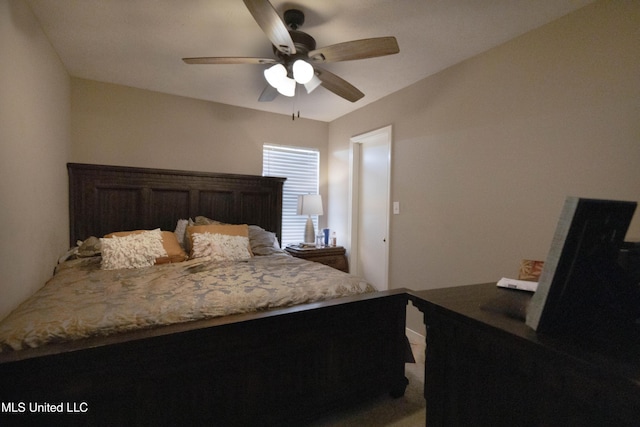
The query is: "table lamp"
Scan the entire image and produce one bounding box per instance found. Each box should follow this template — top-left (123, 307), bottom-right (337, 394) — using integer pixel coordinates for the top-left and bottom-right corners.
top-left (297, 194), bottom-right (323, 244)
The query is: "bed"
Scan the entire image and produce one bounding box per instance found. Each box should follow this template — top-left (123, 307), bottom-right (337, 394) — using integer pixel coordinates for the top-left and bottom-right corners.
top-left (0, 163), bottom-right (410, 426)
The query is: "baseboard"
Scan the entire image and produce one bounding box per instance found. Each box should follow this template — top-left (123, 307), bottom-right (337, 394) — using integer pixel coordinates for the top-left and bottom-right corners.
top-left (405, 327), bottom-right (425, 345)
top-left (405, 327), bottom-right (425, 364)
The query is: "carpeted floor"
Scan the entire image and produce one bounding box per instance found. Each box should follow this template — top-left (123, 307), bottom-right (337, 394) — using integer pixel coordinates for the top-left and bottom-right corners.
top-left (308, 338), bottom-right (426, 426)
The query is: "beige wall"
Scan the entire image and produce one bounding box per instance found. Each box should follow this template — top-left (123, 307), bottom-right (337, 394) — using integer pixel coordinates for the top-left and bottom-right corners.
top-left (71, 79), bottom-right (329, 176)
top-left (327, 1), bottom-right (640, 332)
top-left (0, 0), bottom-right (71, 320)
top-left (70, 78), bottom-right (330, 224)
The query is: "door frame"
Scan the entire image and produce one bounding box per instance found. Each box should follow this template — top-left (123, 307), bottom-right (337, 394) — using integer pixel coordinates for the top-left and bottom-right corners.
top-left (348, 125), bottom-right (392, 289)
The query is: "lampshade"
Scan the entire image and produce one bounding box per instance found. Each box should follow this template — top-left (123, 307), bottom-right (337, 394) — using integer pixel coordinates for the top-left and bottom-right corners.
top-left (292, 59), bottom-right (314, 84)
top-left (304, 75), bottom-right (322, 94)
top-left (264, 64), bottom-right (287, 89)
top-left (297, 194), bottom-right (323, 216)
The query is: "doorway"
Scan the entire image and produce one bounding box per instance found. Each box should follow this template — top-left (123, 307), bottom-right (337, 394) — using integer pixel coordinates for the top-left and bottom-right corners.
top-left (349, 125), bottom-right (392, 290)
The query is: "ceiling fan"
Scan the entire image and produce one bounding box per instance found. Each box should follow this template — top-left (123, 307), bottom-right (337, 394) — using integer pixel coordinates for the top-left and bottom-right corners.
top-left (182, 0), bottom-right (400, 103)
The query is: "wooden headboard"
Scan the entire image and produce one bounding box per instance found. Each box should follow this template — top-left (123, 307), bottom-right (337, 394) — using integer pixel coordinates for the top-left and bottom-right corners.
top-left (68, 163), bottom-right (285, 245)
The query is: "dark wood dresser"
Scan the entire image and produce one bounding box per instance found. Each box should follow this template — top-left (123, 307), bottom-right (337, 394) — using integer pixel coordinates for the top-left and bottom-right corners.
top-left (284, 245), bottom-right (349, 272)
top-left (409, 283), bottom-right (640, 426)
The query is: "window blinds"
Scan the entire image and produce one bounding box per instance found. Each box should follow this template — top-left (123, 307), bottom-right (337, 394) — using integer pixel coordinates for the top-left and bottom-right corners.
top-left (263, 144), bottom-right (320, 246)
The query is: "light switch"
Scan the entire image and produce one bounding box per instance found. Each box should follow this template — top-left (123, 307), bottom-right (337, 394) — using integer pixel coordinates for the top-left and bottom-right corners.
top-left (393, 201), bottom-right (400, 214)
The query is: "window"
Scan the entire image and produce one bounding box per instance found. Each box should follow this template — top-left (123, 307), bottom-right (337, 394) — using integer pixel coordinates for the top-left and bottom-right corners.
top-left (263, 144), bottom-right (320, 246)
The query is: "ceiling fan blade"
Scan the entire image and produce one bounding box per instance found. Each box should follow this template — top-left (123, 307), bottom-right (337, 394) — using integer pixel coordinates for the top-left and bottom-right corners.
top-left (258, 85), bottom-right (278, 102)
top-left (182, 57), bottom-right (276, 65)
top-left (243, 0), bottom-right (296, 55)
top-left (314, 67), bottom-right (364, 103)
top-left (308, 37), bottom-right (399, 63)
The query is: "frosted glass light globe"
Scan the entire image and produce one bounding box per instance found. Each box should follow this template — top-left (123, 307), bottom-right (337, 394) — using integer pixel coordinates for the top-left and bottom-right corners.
top-left (264, 64), bottom-right (287, 88)
top-left (292, 60), bottom-right (314, 84)
top-left (277, 76), bottom-right (296, 97)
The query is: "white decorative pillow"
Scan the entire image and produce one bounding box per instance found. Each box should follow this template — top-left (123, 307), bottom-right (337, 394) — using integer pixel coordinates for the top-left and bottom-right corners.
top-left (101, 229), bottom-right (168, 270)
top-left (191, 232), bottom-right (252, 262)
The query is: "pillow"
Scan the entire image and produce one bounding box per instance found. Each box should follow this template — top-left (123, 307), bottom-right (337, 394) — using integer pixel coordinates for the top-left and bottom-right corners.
top-left (77, 236), bottom-right (102, 258)
top-left (101, 229), bottom-right (168, 270)
top-left (104, 230), bottom-right (188, 265)
top-left (173, 218), bottom-right (194, 252)
top-left (187, 224), bottom-right (252, 261)
top-left (194, 216), bottom-right (226, 226)
top-left (174, 219), bottom-right (189, 247)
top-left (248, 225), bottom-right (285, 256)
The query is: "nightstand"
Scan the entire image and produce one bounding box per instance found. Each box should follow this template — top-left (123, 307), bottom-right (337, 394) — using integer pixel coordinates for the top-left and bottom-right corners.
top-left (285, 245), bottom-right (349, 273)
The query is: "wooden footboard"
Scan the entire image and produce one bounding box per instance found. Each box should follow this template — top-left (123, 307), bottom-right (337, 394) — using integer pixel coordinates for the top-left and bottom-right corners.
top-left (0, 290), bottom-right (410, 426)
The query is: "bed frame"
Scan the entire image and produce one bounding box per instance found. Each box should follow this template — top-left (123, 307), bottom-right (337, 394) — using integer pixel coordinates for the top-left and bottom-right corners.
top-left (0, 163), bottom-right (410, 426)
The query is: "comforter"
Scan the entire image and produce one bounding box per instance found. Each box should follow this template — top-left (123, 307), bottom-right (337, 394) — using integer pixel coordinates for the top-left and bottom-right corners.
top-left (0, 255), bottom-right (374, 352)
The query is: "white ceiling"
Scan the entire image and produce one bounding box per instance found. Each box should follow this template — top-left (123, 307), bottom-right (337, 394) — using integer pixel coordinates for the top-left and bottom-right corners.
top-left (26, 0), bottom-right (594, 122)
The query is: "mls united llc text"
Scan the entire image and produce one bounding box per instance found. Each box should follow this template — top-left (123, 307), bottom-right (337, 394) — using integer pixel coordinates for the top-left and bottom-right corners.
top-left (2, 401), bottom-right (88, 414)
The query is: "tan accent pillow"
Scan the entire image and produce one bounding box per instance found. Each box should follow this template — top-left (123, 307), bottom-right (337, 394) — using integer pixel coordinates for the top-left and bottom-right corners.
top-left (105, 230), bottom-right (188, 264)
top-left (187, 224), bottom-right (253, 259)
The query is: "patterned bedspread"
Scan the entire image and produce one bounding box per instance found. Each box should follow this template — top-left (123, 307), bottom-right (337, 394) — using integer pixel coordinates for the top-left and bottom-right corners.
top-left (0, 255), bottom-right (374, 352)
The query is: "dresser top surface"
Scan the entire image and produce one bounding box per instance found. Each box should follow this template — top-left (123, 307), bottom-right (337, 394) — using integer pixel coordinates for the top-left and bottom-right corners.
top-left (410, 283), bottom-right (640, 380)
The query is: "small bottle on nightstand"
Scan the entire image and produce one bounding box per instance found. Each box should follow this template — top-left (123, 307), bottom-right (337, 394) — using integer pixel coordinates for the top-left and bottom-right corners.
top-left (330, 232), bottom-right (337, 247)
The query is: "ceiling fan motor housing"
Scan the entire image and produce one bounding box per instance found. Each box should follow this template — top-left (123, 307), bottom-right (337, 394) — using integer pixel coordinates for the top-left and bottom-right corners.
top-left (290, 30), bottom-right (316, 55)
top-left (273, 30), bottom-right (316, 69)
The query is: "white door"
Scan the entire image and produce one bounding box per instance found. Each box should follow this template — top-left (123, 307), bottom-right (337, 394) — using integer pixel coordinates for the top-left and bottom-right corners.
top-left (349, 126), bottom-right (391, 290)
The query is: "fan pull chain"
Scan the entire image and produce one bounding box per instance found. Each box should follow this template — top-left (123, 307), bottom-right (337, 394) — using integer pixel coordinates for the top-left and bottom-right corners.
top-left (292, 85), bottom-right (300, 120)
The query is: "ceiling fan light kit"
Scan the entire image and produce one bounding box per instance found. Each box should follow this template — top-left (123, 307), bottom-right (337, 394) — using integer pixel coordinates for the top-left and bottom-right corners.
top-left (182, 0), bottom-right (399, 104)
top-left (263, 60), bottom-right (313, 97)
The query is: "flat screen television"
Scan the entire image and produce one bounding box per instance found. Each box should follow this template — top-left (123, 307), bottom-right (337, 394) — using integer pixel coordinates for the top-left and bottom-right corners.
top-left (526, 197), bottom-right (638, 335)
